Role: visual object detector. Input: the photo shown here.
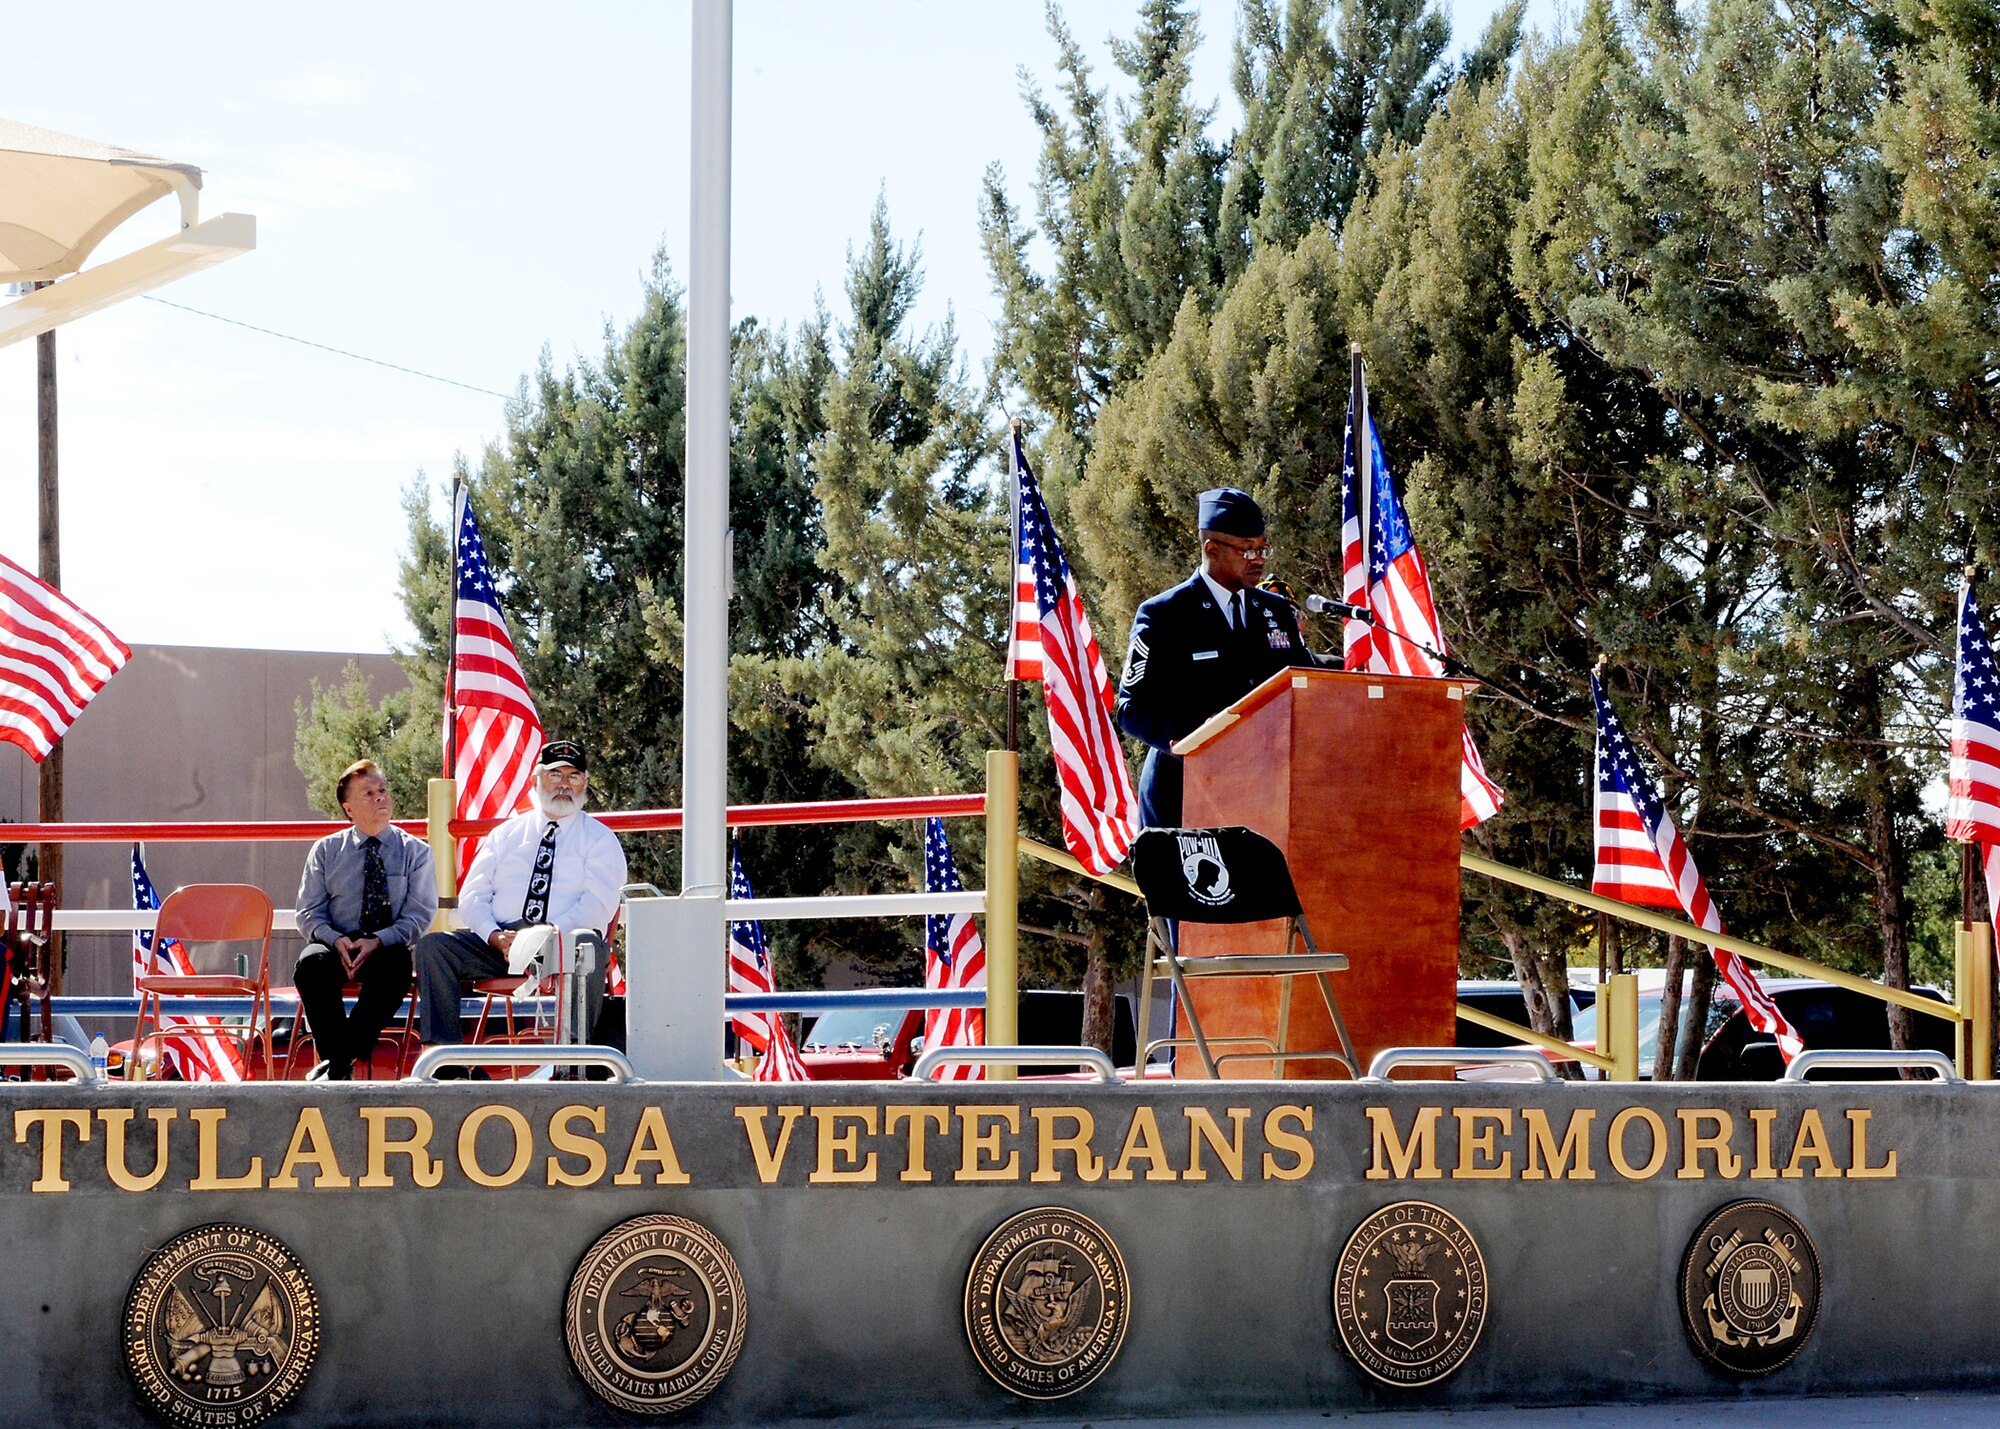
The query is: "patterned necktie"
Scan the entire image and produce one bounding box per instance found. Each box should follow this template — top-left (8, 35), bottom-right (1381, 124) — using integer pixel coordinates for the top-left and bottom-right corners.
top-left (521, 821), bottom-right (558, 924)
top-left (360, 836), bottom-right (392, 935)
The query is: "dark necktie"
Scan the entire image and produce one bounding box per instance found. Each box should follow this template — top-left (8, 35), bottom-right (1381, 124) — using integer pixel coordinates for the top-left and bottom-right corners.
top-left (521, 822), bottom-right (558, 924)
top-left (360, 836), bottom-right (392, 935)
top-left (1233, 590), bottom-right (1253, 647)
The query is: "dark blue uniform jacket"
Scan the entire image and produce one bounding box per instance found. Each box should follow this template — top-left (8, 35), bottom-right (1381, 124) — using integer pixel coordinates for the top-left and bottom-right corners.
top-left (1114, 574), bottom-right (1314, 828)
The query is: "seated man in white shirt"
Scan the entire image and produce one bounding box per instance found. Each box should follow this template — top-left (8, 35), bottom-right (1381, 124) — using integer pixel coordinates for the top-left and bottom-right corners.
top-left (413, 738), bottom-right (628, 1056)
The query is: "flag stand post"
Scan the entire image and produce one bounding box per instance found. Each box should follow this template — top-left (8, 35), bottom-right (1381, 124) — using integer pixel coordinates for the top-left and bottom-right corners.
top-left (984, 748), bottom-right (1019, 1079)
top-left (1603, 971), bottom-right (1639, 1082)
top-left (426, 778), bottom-right (458, 932)
top-left (1957, 841), bottom-right (1993, 1080)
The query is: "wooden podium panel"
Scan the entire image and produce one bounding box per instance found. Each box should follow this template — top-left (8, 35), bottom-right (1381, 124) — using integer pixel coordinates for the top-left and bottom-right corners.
top-left (1176, 668), bottom-right (1466, 1079)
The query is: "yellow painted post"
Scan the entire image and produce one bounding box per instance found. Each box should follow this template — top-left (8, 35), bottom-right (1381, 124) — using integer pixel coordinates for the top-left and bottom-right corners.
top-left (984, 750), bottom-right (1020, 1080)
top-left (1956, 922), bottom-right (1993, 1081)
top-left (1605, 972), bottom-right (1639, 1083)
top-left (427, 777), bottom-right (458, 932)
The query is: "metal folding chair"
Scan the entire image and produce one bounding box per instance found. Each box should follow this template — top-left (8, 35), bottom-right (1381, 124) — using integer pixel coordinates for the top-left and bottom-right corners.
top-left (132, 884), bottom-right (275, 1077)
top-left (1130, 826), bottom-right (1359, 1079)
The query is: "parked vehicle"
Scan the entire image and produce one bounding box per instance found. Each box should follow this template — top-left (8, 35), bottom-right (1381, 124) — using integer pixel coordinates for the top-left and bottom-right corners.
top-left (1555, 977), bottom-right (1952, 1079)
top-left (798, 990), bottom-right (1139, 1080)
top-left (1454, 979), bottom-right (1590, 1048)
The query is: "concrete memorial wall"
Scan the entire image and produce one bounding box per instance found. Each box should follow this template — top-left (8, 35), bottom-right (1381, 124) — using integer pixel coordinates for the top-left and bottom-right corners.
top-left (0, 1078), bottom-right (1985, 1425)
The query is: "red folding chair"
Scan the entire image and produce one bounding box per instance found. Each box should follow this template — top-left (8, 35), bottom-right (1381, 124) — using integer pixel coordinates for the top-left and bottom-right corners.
top-left (133, 884), bottom-right (275, 1077)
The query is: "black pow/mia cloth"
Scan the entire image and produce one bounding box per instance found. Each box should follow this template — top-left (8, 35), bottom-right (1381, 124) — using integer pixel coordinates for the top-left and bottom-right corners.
top-left (521, 822), bottom-right (557, 924)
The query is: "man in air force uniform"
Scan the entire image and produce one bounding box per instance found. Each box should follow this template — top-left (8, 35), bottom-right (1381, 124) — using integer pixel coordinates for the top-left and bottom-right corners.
top-left (1115, 487), bottom-right (1314, 828)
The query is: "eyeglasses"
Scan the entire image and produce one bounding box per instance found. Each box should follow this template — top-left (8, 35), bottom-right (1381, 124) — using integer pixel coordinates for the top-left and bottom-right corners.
top-left (1207, 535), bottom-right (1272, 560)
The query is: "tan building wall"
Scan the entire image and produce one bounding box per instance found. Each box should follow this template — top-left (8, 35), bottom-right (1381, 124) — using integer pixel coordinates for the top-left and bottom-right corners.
top-left (0, 645), bottom-right (412, 996)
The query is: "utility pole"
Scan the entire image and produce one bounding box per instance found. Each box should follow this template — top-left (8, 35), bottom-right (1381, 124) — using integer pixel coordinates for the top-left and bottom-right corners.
top-left (34, 284), bottom-right (63, 997)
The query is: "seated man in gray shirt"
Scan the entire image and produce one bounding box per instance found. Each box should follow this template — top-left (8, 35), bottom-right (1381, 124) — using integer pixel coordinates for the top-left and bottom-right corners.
top-left (293, 759), bottom-right (438, 1079)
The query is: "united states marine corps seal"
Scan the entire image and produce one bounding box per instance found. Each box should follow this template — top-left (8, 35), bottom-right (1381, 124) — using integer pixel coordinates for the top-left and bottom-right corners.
top-left (122, 1222), bottom-right (320, 1427)
top-left (1332, 1201), bottom-right (1489, 1387)
top-left (1679, 1200), bottom-right (1821, 1375)
top-left (963, 1206), bottom-right (1130, 1400)
top-left (564, 1214), bottom-right (747, 1415)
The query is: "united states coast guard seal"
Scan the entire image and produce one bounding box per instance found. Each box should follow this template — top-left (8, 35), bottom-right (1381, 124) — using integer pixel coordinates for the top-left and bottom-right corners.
top-left (963, 1205), bottom-right (1131, 1400)
top-left (122, 1222), bottom-right (320, 1426)
top-left (1679, 1200), bottom-right (1821, 1375)
top-left (1332, 1201), bottom-right (1489, 1387)
top-left (564, 1214), bottom-right (747, 1415)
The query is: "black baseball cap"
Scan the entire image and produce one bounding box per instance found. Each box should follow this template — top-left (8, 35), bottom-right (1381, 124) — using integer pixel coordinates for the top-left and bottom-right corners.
top-left (537, 739), bottom-right (587, 772)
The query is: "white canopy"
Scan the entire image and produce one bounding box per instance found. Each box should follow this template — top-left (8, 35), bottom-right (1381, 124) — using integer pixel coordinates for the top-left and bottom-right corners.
top-left (0, 118), bottom-right (203, 284)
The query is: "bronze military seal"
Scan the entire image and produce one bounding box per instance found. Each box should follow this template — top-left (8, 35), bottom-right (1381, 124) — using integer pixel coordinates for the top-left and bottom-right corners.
top-left (122, 1222), bottom-right (320, 1427)
top-left (963, 1205), bottom-right (1131, 1400)
top-left (1679, 1199), bottom-right (1821, 1375)
top-left (1332, 1200), bottom-right (1489, 1387)
top-left (564, 1214), bottom-right (747, 1415)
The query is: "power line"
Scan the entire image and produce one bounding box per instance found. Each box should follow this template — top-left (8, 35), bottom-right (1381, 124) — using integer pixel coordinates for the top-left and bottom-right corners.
top-left (140, 296), bottom-right (512, 400)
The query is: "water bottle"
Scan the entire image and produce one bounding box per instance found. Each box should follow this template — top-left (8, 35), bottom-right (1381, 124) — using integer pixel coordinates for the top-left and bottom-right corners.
top-left (88, 1034), bottom-right (109, 1084)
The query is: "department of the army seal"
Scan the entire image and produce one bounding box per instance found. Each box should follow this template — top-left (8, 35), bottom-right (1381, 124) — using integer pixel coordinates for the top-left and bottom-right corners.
top-left (1332, 1201), bottom-right (1489, 1387)
top-left (1678, 1199), bottom-right (1822, 1376)
top-left (963, 1205), bottom-right (1131, 1400)
top-left (122, 1222), bottom-right (320, 1427)
top-left (564, 1214), bottom-right (747, 1416)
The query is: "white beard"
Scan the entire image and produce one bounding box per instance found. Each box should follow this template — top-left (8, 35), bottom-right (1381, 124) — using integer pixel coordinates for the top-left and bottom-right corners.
top-left (532, 786), bottom-right (585, 818)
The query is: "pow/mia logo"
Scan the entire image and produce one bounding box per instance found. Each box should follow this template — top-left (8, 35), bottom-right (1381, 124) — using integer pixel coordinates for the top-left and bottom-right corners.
top-left (1175, 831), bottom-right (1232, 906)
top-left (1332, 1201), bottom-right (1489, 1387)
top-left (964, 1206), bottom-right (1131, 1400)
top-left (565, 1214), bottom-right (747, 1415)
top-left (123, 1222), bottom-right (320, 1427)
top-left (1679, 1200), bottom-right (1821, 1375)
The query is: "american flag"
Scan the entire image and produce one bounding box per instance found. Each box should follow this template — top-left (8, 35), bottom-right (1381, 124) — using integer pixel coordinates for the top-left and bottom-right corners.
top-left (1339, 368), bottom-right (1502, 828)
top-left (1005, 430), bottom-right (1139, 874)
top-left (1946, 575), bottom-right (2000, 933)
top-left (1590, 673), bottom-right (1803, 1065)
top-left (922, 817), bottom-right (986, 1081)
top-left (450, 486), bottom-right (542, 870)
top-left (131, 846), bottom-right (246, 1082)
top-left (726, 843), bottom-right (809, 1082)
top-left (0, 552), bottom-right (129, 761)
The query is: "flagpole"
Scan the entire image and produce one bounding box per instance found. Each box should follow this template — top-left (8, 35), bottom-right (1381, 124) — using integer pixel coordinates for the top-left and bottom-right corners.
top-left (1966, 565), bottom-right (1980, 932)
top-left (1006, 418), bottom-right (1022, 754)
top-left (1347, 342), bottom-right (1367, 672)
top-left (444, 477), bottom-right (461, 780)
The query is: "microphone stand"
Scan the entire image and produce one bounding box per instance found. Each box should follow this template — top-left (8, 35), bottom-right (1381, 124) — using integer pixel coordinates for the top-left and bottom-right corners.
top-left (1318, 603), bottom-right (1484, 682)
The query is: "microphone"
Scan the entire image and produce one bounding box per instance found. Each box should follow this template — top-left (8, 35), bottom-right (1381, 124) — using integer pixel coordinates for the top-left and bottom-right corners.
top-left (1303, 593), bottom-right (1374, 623)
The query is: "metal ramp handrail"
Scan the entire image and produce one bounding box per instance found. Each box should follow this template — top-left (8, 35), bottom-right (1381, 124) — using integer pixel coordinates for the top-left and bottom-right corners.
top-left (914, 1045), bottom-right (1118, 1083)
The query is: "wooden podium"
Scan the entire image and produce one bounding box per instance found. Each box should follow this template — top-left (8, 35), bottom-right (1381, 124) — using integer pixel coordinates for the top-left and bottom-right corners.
top-left (1171, 667), bottom-right (1468, 1079)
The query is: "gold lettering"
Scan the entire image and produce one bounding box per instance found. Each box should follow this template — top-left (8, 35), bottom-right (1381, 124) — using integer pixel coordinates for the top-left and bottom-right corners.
top-left (547, 1105), bottom-right (608, 1188)
top-left (1108, 1105), bottom-right (1176, 1182)
top-left (268, 1108), bottom-right (350, 1190)
top-left (810, 1107), bottom-right (880, 1184)
top-left (1677, 1108), bottom-right (1740, 1180)
top-left (1183, 1107), bottom-right (1249, 1182)
top-left (1030, 1107), bottom-right (1104, 1183)
top-left (458, 1105), bottom-right (533, 1188)
top-left (885, 1105), bottom-right (949, 1182)
top-left (1748, 1107), bottom-right (1779, 1179)
top-left (14, 1109), bottom-right (90, 1193)
top-left (1453, 1107), bottom-right (1513, 1179)
top-left (190, 1108), bottom-right (264, 1191)
top-left (358, 1107), bottom-right (444, 1188)
top-left (1608, 1107), bottom-right (1668, 1181)
top-left (615, 1106), bottom-right (692, 1186)
top-left (1846, 1109), bottom-right (1897, 1179)
top-left (735, 1105), bottom-right (806, 1185)
top-left (1262, 1104), bottom-right (1314, 1181)
top-left (1522, 1107), bottom-right (1595, 1181)
top-left (956, 1106), bottom-right (1022, 1181)
top-left (99, 1108), bottom-right (175, 1193)
top-left (1784, 1109), bottom-right (1841, 1179)
top-left (1364, 1105), bottom-right (1440, 1180)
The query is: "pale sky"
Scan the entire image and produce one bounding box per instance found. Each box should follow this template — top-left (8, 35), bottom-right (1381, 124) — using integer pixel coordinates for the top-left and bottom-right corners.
top-left (0, 0), bottom-right (1550, 656)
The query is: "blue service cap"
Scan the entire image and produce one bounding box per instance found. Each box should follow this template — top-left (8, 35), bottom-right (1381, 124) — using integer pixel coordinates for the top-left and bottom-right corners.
top-left (1197, 487), bottom-right (1265, 538)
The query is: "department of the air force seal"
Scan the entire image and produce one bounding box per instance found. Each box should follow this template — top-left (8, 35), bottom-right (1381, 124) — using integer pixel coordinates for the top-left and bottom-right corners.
top-left (122, 1222), bottom-right (320, 1427)
top-left (963, 1206), bottom-right (1131, 1400)
top-left (1332, 1201), bottom-right (1489, 1387)
top-left (564, 1214), bottom-right (747, 1415)
top-left (1679, 1200), bottom-right (1822, 1376)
